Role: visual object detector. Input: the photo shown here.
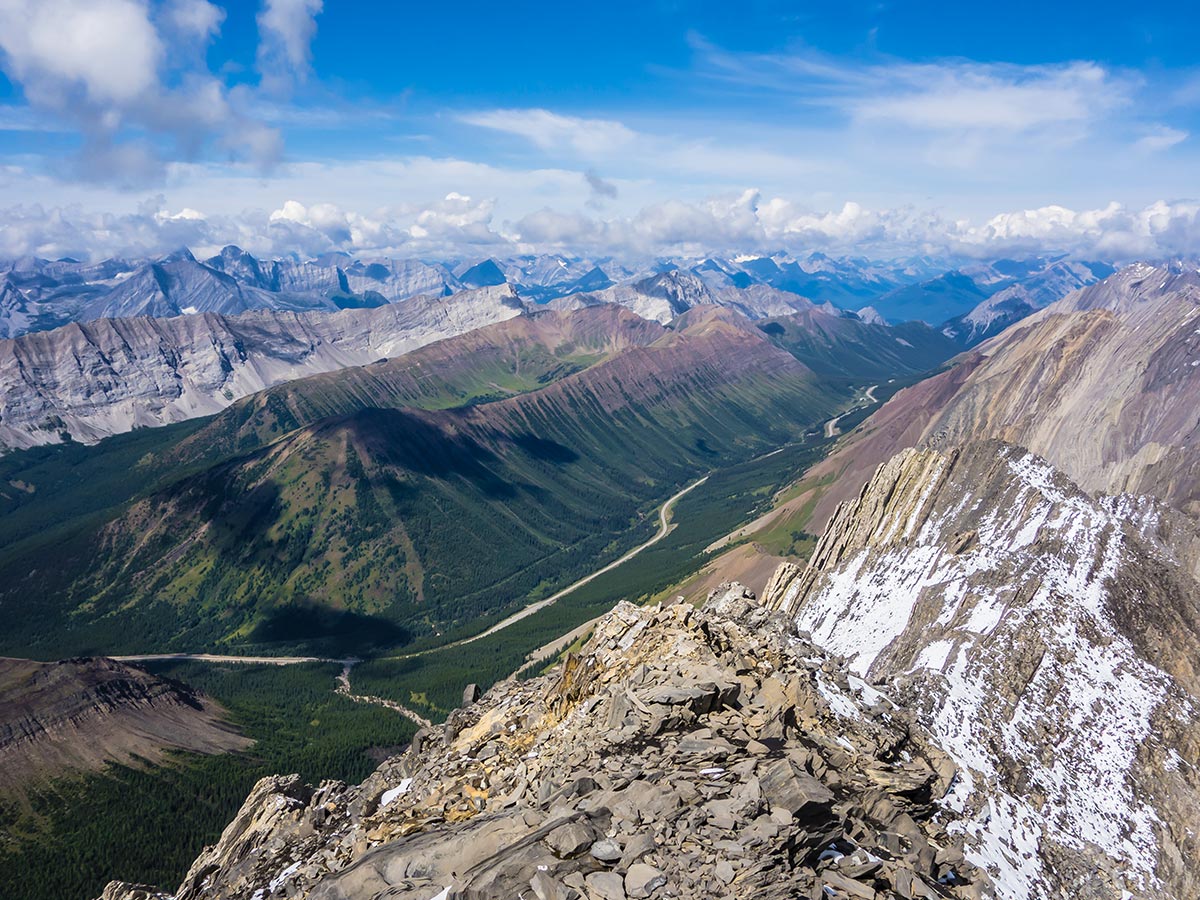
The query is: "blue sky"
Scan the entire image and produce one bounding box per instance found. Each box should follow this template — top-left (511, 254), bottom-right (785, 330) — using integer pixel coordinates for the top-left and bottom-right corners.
top-left (0, 0), bottom-right (1197, 261)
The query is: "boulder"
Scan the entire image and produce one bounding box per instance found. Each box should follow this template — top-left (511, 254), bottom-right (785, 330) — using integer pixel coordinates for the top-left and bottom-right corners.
top-left (625, 863), bottom-right (667, 898)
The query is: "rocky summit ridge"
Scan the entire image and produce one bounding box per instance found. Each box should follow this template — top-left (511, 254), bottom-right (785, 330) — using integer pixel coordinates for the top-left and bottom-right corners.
top-left (97, 590), bottom-right (992, 900)
top-left (764, 440), bottom-right (1200, 900)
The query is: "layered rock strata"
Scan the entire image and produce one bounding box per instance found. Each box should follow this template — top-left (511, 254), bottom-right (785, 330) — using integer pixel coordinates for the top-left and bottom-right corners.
top-left (766, 441), bottom-right (1200, 900)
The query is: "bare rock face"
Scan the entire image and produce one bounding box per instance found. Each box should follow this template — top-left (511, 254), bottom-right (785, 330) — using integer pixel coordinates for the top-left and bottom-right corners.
top-left (943, 260), bottom-right (1108, 346)
top-left (765, 441), bottom-right (1200, 900)
top-left (0, 656), bottom-right (249, 795)
top-left (0, 285), bottom-right (526, 450)
top-left (98, 592), bottom-right (991, 900)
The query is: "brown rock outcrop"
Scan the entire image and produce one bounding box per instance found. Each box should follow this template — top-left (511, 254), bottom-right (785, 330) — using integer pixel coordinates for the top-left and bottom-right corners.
top-left (0, 656), bottom-right (249, 796)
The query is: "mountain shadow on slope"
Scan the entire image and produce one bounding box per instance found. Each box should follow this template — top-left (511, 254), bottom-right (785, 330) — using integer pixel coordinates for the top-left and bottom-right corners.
top-left (249, 605), bottom-right (410, 655)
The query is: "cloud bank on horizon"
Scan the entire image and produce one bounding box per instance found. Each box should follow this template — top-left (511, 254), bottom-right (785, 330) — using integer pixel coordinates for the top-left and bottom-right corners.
top-left (0, 0), bottom-right (1197, 263)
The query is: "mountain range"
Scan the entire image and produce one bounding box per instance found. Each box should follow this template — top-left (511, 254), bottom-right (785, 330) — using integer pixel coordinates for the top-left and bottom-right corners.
top-left (0, 284), bottom-right (526, 450)
top-left (0, 276), bottom-right (959, 451)
top-left (1, 246), bottom-right (1115, 342)
top-left (0, 258), bottom-right (1196, 900)
top-left (0, 299), bottom-right (958, 659)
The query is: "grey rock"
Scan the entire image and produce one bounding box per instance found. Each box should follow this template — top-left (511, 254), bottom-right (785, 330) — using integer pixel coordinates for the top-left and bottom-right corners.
top-left (585, 871), bottom-right (627, 900)
top-left (589, 839), bottom-right (623, 863)
top-left (758, 758), bottom-right (834, 819)
top-left (617, 832), bottom-right (657, 872)
top-left (531, 871), bottom-right (578, 900)
top-left (624, 863), bottom-right (667, 898)
top-left (546, 821), bottom-right (596, 858)
top-left (0, 284), bottom-right (526, 450)
top-left (822, 871), bottom-right (875, 899)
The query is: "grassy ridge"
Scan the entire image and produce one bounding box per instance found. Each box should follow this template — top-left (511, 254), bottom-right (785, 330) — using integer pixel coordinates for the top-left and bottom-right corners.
top-left (0, 330), bottom-right (835, 659)
top-left (351, 437), bottom-right (827, 719)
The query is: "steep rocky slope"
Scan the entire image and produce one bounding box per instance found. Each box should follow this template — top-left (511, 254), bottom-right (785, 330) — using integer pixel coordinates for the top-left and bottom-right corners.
top-left (942, 260), bottom-right (1112, 346)
top-left (97, 590), bottom-right (990, 900)
top-left (0, 656), bottom-right (248, 794)
top-left (0, 285), bottom-right (526, 450)
top-left (764, 441), bottom-right (1200, 900)
top-left (773, 261), bottom-right (1200, 540)
top-left (920, 263), bottom-right (1200, 515)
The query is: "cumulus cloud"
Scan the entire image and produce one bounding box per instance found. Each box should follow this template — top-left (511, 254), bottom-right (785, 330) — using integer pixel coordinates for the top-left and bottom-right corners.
top-left (3, 193), bottom-right (1200, 264)
top-left (511, 194), bottom-right (1200, 261)
top-left (958, 201), bottom-right (1200, 258)
top-left (0, 0), bottom-right (310, 186)
top-left (165, 0), bottom-right (225, 39)
top-left (407, 192), bottom-right (500, 245)
top-left (0, 0), bottom-right (164, 104)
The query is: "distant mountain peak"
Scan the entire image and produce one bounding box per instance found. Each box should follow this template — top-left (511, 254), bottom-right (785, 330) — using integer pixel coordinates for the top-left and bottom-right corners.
top-left (855, 305), bottom-right (887, 325)
top-left (458, 258), bottom-right (508, 289)
top-left (159, 247), bottom-right (197, 264)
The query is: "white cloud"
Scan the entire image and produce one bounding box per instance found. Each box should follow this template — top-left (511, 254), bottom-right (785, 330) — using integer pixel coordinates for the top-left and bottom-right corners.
top-left (3, 175), bottom-right (1200, 264)
top-left (958, 200), bottom-right (1200, 258)
top-left (511, 195), bottom-right (1200, 261)
top-left (0, 0), bottom-right (309, 186)
top-left (686, 36), bottom-right (1172, 173)
top-left (268, 198), bottom-right (398, 251)
top-left (0, 0), bottom-right (164, 104)
top-left (460, 108), bottom-right (637, 157)
top-left (851, 61), bottom-right (1128, 133)
top-left (164, 0), bottom-right (225, 39)
top-left (1134, 125), bottom-right (1188, 154)
top-left (407, 192), bottom-right (499, 244)
top-left (257, 0), bottom-right (324, 88)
